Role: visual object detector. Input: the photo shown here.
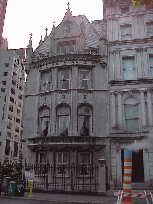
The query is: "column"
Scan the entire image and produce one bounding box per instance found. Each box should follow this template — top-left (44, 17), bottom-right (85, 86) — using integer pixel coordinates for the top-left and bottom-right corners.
top-left (118, 92), bottom-right (122, 128)
top-left (110, 92), bottom-right (116, 127)
top-left (115, 50), bottom-right (121, 80)
top-left (147, 91), bottom-right (152, 126)
top-left (98, 159), bottom-right (106, 195)
top-left (109, 51), bottom-right (114, 81)
top-left (140, 91), bottom-right (146, 126)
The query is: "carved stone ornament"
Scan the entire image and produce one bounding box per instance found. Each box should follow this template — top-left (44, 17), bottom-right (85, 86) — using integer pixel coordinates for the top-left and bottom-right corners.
top-left (100, 56), bottom-right (107, 69)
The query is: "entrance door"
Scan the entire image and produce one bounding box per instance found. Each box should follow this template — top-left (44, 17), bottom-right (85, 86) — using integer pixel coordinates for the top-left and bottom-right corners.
top-left (121, 149), bottom-right (144, 182)
top-left (132, 150), bottom-right (144, 182)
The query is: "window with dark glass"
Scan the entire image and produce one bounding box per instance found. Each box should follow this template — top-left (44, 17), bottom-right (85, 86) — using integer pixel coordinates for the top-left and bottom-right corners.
top-left (19, 86), bottom-right (23, 91)
top-left (18, 94), bottom-right (22, 100)
top-left (7, 132), bottom-right (11, 138)
top-left (16, 118), bottom-right (20, 123)
top-left (79, 70), bottom-right (91, 89)
top-left (60, 70), bottom-right (70, 89)
top-left (8, 114), bottom-right (13, 120)
top-left (13, 142), bottom-right (18, 157)
top-left (17, 109), bottom-right (20, 116)
top-left (57, 107), bottom-right (70, 136)
top-left (10, 97), bottom-right (14, 103)
top-left (7, 123), bottom-right (12, 130)
top-left (2, 81), bottom-right (6, 85)
top-left (78, 152), bottom-right (92, 175)
top-left (5, 63), bottom-right (9, 67)
top-left (39, 108), bottom-right (49, 136)
top-left (5, 139), bottom-right (10, 155)
top-left (9, 105), bottom-right (13, 112)
top-left (3, 72), bottom-right (8, 76)
top-left (1, 88), bottom-right (5, 92)
top-left (11, 88), bottom-right (15, 95)
top-left (78, 107), bottom-right (91, 136)
top-left (12, 80), bottom-right (16, 86)
top-left (15, 126), bottom-right (19, 132)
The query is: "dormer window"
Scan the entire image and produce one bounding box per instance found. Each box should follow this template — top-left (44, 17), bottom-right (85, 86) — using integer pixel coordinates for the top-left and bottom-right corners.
top-left (65, 22), bottom-right (71, 34)
top-left (57, 41), bottom-right (76, 54)
top-left (121, 6), bottom-right (129, 14)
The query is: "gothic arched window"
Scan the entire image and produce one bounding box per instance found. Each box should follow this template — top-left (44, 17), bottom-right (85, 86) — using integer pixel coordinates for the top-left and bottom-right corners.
top-left (39, 108), bottom-right (50, 136)
top-left (124, 97), bottom-right (139, 132)
top-left (57, 107), bottom-right (70, 136)
top-left (78, 107), bottom-right (91, 136)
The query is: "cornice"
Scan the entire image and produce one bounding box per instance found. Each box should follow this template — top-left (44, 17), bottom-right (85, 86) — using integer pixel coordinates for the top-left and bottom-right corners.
top-left (109, 78), bottom-right (153, 86)
top-left (107, 37), bottom-right (153, 46)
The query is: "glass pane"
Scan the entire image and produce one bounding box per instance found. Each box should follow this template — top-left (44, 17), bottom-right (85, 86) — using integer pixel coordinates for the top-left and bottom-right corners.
top-left (59, 116), bottom-right (69, 136)
top-left (57, 153), bottom-right (62, 163)
top-left (61, 80), bottom-right (69, 89)
top-left (150, 57), bottom-right (153, 67)
top-left (42, 118), bottom-right (49, 136)
top-left (63, 153), bottom-right (68, 164)
top-left (123, 58), bottom-right (134, 70)
top-left (40, 109), bottom-right (49, 117)
top-left (79, 116), bottom-right (89, 136)
top-left (68, 45), bottom-right (74, 53)
top-left (151, 68), bottom-right (153, 78)
top-left (78, 153), bottom-right (90, 165)
top-left (126, 119), bottom-right (139, 132)
top-left (121, 34), bottom-right (132, 40)
top-left (40, 154), bottom-right (47, 163)
top-left (124, 70), bottom-right (134, 80)
top-left (121, 26), bottom-right (132, 34)
top-left (61, 46), bottom-right (66, 54)
top-left (78, 107), bottom-right (90, 115)
top-left (125, 106), bottom-right (138, 119)
top-left (81, 80), bottom-right (89, 89)
top-left (57, 107), bottom-right (69, 115)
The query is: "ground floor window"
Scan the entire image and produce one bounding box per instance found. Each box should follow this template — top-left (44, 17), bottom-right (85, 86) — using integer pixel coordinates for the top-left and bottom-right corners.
top-left (56, 152), bottom-right (69, 175)
top-left (78, 152), bottom-right (92, 175)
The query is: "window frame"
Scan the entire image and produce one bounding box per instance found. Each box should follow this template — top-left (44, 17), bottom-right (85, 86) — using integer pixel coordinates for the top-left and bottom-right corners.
top-left (57, 106), bottom-right (70, 136)
top-left (39, 108), bottom-right (50, 136)
top-left (40, 71), bottom-right (52, 93)
top-left (122, 57), bottom-right (135, 80)
top-left (59, 70), bottom-right (71, 90)
top-left (124, 98), bottom-right (139, 132)
top-left (78, 107), bottom-right (92, 136)
top-left (77, 151), bottom-right (93, 176)
top-left (56, 152), bottom-right (69, 175)
top-left (147, 21), bottom-right (153, 38)
top-left (149, 56), bottom-right (153, 78)
top-left (79, 69), bottom-right (92, 89)
top-left (120, 24), bottom-right (132, 41)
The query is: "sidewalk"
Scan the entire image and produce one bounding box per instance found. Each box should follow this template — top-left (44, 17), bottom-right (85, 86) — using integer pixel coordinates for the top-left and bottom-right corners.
top-left (0, 191), bottom-right (117, 204)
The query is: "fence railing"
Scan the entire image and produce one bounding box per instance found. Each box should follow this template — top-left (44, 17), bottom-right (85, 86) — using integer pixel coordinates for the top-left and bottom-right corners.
top-left (0, 162), bottom-right (99, 194)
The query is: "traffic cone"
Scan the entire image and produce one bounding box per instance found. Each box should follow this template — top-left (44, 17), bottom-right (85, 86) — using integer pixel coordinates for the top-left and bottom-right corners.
top-left (122, 149), bottom-right (133, 204)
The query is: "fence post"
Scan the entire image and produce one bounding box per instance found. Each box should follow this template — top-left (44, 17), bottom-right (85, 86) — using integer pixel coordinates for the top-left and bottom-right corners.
top-left (98, 159), bottom-right (106, 195)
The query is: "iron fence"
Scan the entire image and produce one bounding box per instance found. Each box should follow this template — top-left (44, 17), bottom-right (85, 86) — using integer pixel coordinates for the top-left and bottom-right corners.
top-left (0, 162), bottom-right (99, 194)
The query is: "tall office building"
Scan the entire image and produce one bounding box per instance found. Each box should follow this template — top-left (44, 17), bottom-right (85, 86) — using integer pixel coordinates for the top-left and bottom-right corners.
top-left (0, 48), bottom-right (25, 163)
top-left (0, 0), bottom-right (8, 47)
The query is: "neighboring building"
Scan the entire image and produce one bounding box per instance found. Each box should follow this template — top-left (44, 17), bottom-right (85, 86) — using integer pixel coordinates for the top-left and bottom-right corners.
top-left (104, 0), bottom-right (153, 188)
top-left (0, 0), bottom-right (8, 47)
top-left (23, 4), bottom-right (109, 191)
top-left (0, 49), bottom-right (25, 163)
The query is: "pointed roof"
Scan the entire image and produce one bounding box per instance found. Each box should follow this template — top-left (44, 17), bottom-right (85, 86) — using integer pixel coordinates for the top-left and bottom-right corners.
top-left (32, 3), bottom-right (103, 56)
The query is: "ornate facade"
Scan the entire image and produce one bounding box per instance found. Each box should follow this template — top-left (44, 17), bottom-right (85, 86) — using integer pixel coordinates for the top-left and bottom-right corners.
top-left (24, 1), bottom-right (153, 190)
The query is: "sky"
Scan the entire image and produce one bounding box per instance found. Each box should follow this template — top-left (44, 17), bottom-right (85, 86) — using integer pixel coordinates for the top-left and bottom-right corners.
top-left (3, 0), bottom-right (103, 51)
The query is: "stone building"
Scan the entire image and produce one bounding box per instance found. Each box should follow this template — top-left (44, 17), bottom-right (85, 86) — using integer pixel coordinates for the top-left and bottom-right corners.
top-left (104, 0), bottom-right (153, 188)
top-left (0, 49), bottom-right (25, 163)
top-left (23, 4), bottom-right (109, 191)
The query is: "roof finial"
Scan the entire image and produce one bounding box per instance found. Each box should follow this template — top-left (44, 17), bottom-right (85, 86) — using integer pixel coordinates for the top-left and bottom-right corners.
top-left (27, 33), bottom-right (33, 48)
top-left (67, 2), bottom-right (70, 10)
top-left (45, 28), bottom-right (48, 37)
top-left (53, 22), bottom-right (55, 28)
